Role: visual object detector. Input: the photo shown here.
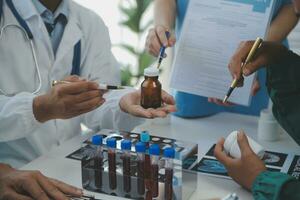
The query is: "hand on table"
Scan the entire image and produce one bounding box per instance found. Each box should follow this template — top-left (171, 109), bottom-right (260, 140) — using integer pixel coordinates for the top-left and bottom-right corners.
top-left (214, 131), bottom-right (267, 190)
top-left (119, 90), bottom-right (176, 118)
top-left (33, 75), bottom-right (105, 122)
top-left (0, 164), bottom-right (82, 200)
top-left (145, 25), bottom-right (176, 57)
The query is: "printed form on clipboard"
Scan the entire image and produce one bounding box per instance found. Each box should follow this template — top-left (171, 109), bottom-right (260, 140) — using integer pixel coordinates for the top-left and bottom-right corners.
top-left (170, 0), bottom-right (275, 106)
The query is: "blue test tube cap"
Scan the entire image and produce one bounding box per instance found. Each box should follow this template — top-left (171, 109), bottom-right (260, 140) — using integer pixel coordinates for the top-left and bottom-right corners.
top-left (163, 147), bottom-right (175, 158)
top-left (106, 138), bottom-right (116, 148)
top-left (135, 142), bottom-right (146, 153)
top-left (121, 139), bottom-right (132, 150)
top-left (92, 135), bottom-right (103, 146)
top-left (149, 144), bottom-right (160, 156)
top-left (140, 131), bottom-right (150, 143)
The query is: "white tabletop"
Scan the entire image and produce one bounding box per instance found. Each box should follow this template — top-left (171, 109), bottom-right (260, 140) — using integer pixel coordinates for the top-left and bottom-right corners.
top-left (21, 112), bottom-right (300, 200)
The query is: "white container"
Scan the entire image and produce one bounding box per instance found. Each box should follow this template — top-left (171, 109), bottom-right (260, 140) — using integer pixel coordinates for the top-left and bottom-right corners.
top-left (258, 109), bottom-right (280, 141)
top-left (224, 131), bottom-right (265, 159)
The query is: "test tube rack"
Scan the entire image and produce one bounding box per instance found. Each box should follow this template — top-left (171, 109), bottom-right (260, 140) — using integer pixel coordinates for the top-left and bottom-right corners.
top-left (80, 129), bottom-right (198, 200)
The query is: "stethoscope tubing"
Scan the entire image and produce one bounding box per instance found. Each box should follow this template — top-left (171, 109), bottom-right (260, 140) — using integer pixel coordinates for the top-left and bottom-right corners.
top-left (0, 24), bottom-right (42, 97)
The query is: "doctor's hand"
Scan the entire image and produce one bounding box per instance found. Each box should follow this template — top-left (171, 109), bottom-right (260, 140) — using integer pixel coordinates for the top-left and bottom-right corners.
top-left (33, 76), bottom-right (105, 123)
top-left (214, 131), bottom-right (267, 191)
top-left (119, 90), bottom-right (176, 118)
top-left (145, 25), bottom-right (176, 56)
top-left (0, 164), bottom-right (82, 200)
top-left (228, 41), bottom-right (289, 88)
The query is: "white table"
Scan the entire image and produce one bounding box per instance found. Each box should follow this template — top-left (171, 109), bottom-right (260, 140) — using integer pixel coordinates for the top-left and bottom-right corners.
top-left (21, 112), bottom-right (300, 200)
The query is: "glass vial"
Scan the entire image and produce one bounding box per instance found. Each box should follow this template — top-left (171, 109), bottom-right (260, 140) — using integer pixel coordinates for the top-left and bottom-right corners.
top-left (141, 67), bottom-right (162, 109)
top-left (140, 131), bottom-right (151, 190)
top-left (92, 135), bottom-right (103, 190)
top-left (107, 138), bottom-right (117, 190)
top-left (164, 147), bottom-right (175, 200)
top-left (149, 144), bottom-right (160, 198)
top-left (121, 139), bottom-right (132, 193)
top-left (135, 142), bottom-right (146, 195)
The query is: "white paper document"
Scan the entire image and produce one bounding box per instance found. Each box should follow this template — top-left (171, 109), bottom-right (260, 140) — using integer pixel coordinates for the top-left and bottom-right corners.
top-left (170, 0), bottom-right (275, 105)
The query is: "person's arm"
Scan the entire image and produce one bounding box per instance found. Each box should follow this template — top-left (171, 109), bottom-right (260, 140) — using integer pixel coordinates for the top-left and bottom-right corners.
top-left (81, 13), bottom-right (176, 132)
top-left (214, 131), bottom-right (300, 200)
top-left (154, 0), bottom-right (176, 29)
top-left (267, 4), bottom-right (299, 42)
top-left (145, 0), bottom-right (177, 56)
top-left (0, 76), bottom-right (104, 142)
top-left (0, 163), bottom-right (82, 200)
top-left (253, 171), bottom-right (300, 200)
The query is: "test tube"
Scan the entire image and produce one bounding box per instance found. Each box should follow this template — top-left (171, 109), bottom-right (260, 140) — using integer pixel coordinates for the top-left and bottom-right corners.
top-left (140, 131), bottom-right (151, 190)
top-left (149, 144), bottom-right (160, 198)
top-left (135, 142), bottom-right (146, 195)
top-left (121, 139), bottom-right (132, 193)
top-left (164, 147), bottom-right (175, 200)
top-left (106, 138), bottom-right (117, 190)
top-left (92, 135), bottom-right (103, 190)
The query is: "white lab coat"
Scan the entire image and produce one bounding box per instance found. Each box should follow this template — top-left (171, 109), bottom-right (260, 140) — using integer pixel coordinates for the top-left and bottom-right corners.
top-left (0, 0), bottom-right (143, 168)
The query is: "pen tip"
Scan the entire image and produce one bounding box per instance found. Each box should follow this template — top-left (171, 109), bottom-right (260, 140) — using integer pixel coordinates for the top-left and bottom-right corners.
top-left (223, 96), bottom-right (229, 103)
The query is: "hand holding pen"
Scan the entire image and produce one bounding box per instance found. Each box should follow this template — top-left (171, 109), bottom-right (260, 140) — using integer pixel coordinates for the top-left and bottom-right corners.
top-left (223, 39), bottom-right (290, 102)
top-left (145, 25), bottom-right (176, 57)
top-left (33, 75), bottom-right (105, 123)
top-left (223, 38), bottom-right (263, 103)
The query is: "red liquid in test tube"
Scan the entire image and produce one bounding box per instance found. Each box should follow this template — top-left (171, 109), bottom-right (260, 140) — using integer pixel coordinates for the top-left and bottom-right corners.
top-left (149, 144), bottom-right (160, 198)
top-left (92, 135), bottom-right (103, 189)
top-left (164, 147), bottom-right (175, 200)
top-left (135, 142), bottom-right (146, 195)
top-left (121, 139), bottom-right (132, 193)
top-left (107, 138), bottom-right (117, 190)
top-left (140, 131), bottom-right (151, 190)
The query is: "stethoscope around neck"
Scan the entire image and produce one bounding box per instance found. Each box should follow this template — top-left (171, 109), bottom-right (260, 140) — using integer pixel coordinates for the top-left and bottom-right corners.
top-left (0, 0), bottom-right (81, 97)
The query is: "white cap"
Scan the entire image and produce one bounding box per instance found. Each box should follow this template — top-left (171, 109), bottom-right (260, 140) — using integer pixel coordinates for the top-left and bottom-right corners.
top-left (144, 67), bottom-right (159, 77)
top-left (224, 130), bottom-right (265, 159)
top-left (259, 109), bottom-right (276, 122)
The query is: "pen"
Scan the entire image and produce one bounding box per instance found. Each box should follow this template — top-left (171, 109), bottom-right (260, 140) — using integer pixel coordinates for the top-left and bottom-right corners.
top-left (157, 30), bottom-right (171, 69)
top-left (51, 80), bottom-right (125, 90)
top-left (223, 37), bottom-right (263, 103)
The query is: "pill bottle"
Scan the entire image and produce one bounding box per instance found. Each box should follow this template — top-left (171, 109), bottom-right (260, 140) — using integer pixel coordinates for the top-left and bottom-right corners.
top-left (224, 131), bottom-right (265, 159)
top-left (258, 109), bottom-right (280, 141)
top-left (141, 67), bottom-right (162, 109)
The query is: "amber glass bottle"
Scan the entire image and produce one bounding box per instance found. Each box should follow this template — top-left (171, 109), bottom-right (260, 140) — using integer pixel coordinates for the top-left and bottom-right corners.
top-left (141, 67), bottom-right (162, 109)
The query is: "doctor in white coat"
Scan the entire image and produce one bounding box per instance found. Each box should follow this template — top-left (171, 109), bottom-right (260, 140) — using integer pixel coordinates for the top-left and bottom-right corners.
top-left (0, 0), bottom-right (176, 171)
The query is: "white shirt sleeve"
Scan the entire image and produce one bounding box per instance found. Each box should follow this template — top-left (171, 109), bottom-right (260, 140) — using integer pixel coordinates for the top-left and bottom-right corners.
top-left (0, 93), bottom-right (41, 142)
top-left (83, 88), bottom-right (145, 132)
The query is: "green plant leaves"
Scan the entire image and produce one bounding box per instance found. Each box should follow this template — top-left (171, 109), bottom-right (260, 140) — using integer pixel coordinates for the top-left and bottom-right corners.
top-left (119, 0), bottom-right (155, 86)
top-left (121, 65), bottom-right (133, 86)
top-left (119, 0), bottom-right (152, 33)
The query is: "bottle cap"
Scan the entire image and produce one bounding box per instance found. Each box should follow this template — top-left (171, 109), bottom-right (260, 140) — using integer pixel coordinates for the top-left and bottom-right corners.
top-left (224, 131), bottom-right (265, 159)
top-left (92, 135), bottom-right (103, 146)
top-left (259, 109), bottom-right (276, 122)
top-left (144, 67), bottom-right (159, 77)
top-left (140, 131), bottom-right (150, 142)
top-left (163, 147), bottom-right (175, 158)
top-left (149, 144), bottom-right (160, 155)
top-left (121, 139), bottom-right (132, 150)
top-left (135, 142), bottom-right (146, 153)
top-left (106, 138), bottom-right (116, 148)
